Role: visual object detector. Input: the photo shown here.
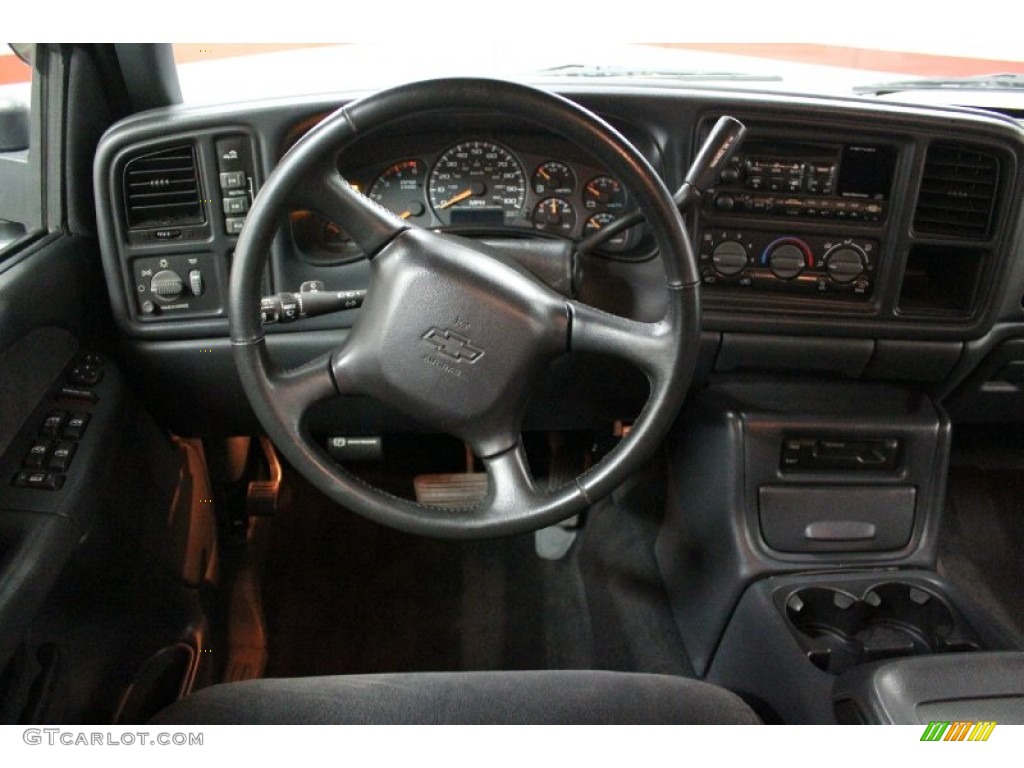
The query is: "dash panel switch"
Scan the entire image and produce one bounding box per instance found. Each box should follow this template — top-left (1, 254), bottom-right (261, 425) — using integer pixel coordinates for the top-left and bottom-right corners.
top-left (189, 269), bottom-right (205, 297)
top-left (781, 437), bottom-right (901, 472)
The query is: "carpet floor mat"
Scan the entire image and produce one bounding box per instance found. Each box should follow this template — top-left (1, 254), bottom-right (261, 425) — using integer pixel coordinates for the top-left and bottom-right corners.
top-left (260, 455), bottom-right (693, 678)
top-left (938, 460), bottom-right (1024, 642)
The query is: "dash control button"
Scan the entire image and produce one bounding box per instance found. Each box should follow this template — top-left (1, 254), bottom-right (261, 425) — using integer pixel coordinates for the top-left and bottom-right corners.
top-left (12, 471), bottom-right (64, 490)
top-left (223, 196), bottom-right (249, 215)
top-left (40, 410), bottom-right (68, 439)
top-left (219, 171), bottom-right (246, 190)
top-left (48, 441), bottom-right (77, 472)
top-left (69, 363), bottom-right (104, 387)
top-left (12, 471), bottom-right (34, 487)
top-left (781, 439), bottom-right (805, 468)
top-left (24, 440), bottom-right (52, 469)
top-left (59, 387), bottom-right (98, 403)
top-left (63, 412), bottom-right (91, 440)
top-left (189, 269), bottom-right (204, 297)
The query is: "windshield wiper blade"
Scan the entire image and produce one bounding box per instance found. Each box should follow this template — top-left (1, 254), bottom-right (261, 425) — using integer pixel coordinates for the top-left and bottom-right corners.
top-left (854, 73), bottom-right (1024, 95)
top-left (537, 64), bottom-right (781, 82)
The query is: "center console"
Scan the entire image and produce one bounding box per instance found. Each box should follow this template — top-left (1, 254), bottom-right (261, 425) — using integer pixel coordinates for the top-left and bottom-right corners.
top-left (656, 377), bottom-right (1023, 723)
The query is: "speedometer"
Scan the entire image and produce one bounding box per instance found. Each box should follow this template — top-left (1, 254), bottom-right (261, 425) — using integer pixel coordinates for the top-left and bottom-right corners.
top-left (428, 141), bottom-right (526, 226)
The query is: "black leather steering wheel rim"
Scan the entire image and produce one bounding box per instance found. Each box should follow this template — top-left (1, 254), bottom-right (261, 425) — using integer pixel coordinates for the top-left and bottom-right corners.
top-left (229, 78), bottom-right (701, 539)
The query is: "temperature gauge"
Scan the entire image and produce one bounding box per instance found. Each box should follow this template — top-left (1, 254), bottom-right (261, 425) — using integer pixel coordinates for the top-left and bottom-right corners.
top-left (583, 176), bottom-right (627, 211)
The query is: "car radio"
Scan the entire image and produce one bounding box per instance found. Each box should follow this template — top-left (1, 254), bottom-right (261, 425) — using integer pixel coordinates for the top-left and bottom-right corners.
top-left (706, 138), bottom-right (897, 223)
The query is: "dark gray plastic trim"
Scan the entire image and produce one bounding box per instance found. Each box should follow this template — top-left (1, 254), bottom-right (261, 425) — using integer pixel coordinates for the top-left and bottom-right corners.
top-left (656, 378), bottom-right (951, 676)
top-left (759, 485), bottom-right (916, 552)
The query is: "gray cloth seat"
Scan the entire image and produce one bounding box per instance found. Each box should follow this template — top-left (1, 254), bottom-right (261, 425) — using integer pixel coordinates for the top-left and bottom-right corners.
top-left (152, 670), bottom-right (761, 725)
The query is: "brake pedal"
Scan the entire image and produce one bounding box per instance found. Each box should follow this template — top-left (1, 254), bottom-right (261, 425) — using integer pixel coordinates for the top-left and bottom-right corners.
top-left (413, 473), bottom-right (488, 507)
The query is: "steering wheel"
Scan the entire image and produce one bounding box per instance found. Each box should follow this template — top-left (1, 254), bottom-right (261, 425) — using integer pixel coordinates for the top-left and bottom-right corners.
top-left (228, 78), bottom-right (701, 539)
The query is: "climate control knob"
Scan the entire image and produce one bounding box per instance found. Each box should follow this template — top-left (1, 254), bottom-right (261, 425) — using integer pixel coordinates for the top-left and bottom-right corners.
top-left (766, 241), bottom-right (809, 280)
top-left (150, 269), bottom-right (185, 301)
top-left (711, 240), bottom-right (748, 276)
top-left (825, 245), bottom-right (866, 284)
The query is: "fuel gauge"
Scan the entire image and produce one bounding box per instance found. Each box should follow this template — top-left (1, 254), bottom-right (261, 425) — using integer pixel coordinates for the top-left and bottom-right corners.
top-left (532, 161), bottom-right (576, 196)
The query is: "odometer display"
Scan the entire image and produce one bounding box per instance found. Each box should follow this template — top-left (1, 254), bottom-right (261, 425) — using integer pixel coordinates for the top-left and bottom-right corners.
top-left (428, 141), bottom-right (526, 225)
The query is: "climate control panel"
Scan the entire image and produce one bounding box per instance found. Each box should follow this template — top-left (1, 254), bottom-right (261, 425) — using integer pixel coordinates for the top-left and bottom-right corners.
top-left (697, 229), bottom-right (878, 299)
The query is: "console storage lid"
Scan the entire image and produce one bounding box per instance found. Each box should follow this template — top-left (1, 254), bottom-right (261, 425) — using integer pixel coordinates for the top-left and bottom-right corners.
top-left (833, 651), bottom-right (1024, 724)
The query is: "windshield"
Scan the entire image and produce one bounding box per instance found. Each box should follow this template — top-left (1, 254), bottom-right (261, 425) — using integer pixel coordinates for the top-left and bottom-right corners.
top-left (4, 42), bottom-right (1023, 109)
top-left (170, 42), bottom-right (1024, 108)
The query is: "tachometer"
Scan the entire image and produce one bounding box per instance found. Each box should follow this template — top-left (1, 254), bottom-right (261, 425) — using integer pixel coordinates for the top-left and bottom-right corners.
top-left (368, 159), bottom-right (427, 220)
top-left (428, 141), bottom-right (526, 226)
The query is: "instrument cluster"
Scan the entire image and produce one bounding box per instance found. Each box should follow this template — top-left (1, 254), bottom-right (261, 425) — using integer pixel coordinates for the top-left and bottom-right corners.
top-left (289, 136), bottom-right (645, 263)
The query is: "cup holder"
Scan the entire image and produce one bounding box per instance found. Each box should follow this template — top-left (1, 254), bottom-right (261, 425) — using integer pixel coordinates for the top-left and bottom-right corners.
top-left (784, 581), bottom-right (981, 675)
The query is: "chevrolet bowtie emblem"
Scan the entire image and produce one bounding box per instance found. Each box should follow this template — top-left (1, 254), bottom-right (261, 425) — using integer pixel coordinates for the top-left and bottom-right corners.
top-left (421, 327), bottom-right (485, 363)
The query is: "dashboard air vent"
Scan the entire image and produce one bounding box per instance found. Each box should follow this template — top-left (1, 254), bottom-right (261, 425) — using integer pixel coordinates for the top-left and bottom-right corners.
top-left (914, 144), bottom-right (998, 239)
top-left (123, 145), bottom-right (204, 229)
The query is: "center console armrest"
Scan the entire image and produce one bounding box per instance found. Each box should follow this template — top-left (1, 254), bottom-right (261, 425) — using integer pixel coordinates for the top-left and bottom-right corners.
top-left (834, 652), bottom-right (1024, 724)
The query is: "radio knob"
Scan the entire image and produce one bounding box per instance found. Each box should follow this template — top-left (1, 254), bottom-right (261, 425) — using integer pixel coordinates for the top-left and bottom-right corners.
top-left (767, 243), bottom-right (807, 280)
top-left (714, 194), bottom-right (736, 212)
top-left (150, 269), bottom-right (185, 302)
top-left (711, 240), bottom-right (748, 276)
top-left (825, 245), bottom-right (866, 284)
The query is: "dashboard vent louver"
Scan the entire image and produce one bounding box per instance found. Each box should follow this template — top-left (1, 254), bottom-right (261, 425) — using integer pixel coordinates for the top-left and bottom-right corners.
top-left (913, 144), bottom-right (998, 239)
top-left (123, 145), bottom-right (204, 229)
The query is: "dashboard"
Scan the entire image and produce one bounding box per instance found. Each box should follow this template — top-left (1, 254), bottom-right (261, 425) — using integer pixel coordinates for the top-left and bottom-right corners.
top-left (92, 85), bottom-right (1024, 434)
